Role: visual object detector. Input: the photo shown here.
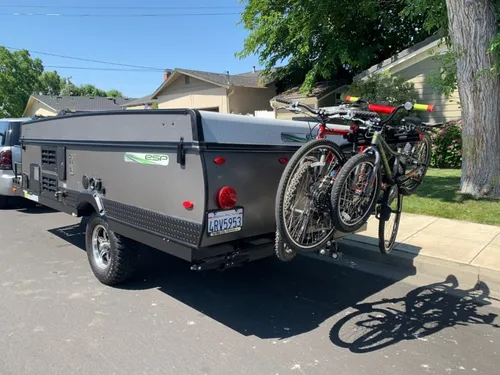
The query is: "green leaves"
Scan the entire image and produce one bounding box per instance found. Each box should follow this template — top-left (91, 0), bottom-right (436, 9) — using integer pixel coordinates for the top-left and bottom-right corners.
top-left (0, 47), bottom-right (43, 117)
top-left (346, 72), bottom-right (417, 106)
top-left (0, 47), bottom-right (125, 118)
top-left (38, 71), bottom-right (64, 96)
top-left (237, 0), bottom-right (435, 92)
top-left (60, 80), bottom-right (123, 97)
top-left (430, 119), bottom-right (463, 168)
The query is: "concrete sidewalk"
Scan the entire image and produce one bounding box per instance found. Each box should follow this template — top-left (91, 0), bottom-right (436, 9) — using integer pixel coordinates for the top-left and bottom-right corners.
top-left (343, 212), bottom-right (500, 273)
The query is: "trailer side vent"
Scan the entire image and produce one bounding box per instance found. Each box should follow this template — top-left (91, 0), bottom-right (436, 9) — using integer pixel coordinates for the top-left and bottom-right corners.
top-left (41, 174), bottom-right (58, 194)
top-left (41, 147), bottom-right (57, 171)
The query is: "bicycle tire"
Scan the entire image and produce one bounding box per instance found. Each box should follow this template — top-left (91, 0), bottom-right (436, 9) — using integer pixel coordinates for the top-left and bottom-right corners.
top-left (378, 185), bottom-right (403, 255)
top-left (330, 152), bottom-right (381, 233)
top-left (274, 229), bottom-right (296, 262)
top-left (400, 133), bottom-right (432, 196)
top-left (275, 138), bottom-right (346, 252)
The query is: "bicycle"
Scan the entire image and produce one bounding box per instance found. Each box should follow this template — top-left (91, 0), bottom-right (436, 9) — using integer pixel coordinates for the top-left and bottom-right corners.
top-left (328, 99), bottom-right (442, 254)
top-left (272, 97), bottom-right (395, 260)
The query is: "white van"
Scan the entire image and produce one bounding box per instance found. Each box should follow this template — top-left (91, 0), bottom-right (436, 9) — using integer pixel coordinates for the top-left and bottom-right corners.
top-left (0, 118), bottom-right (31, 208)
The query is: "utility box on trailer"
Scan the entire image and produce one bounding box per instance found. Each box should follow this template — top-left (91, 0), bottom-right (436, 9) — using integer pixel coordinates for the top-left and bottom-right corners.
top-left (13, 109), bottom-right (365, 285)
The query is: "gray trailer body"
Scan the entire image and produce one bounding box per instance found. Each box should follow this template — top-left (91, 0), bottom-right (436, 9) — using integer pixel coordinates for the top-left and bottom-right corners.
top-left (15, 109), bottom-right (362, 270)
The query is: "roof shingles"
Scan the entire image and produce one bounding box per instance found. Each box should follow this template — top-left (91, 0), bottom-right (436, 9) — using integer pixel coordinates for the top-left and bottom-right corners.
top-left (33, 95), bottom-right (135, 112)
top-left (176, 68), bottom-right (273, 88)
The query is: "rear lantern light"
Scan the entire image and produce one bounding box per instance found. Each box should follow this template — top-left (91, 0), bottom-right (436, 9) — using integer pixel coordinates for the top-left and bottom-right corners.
top-left (279, 157), bottom-right (288, 164)
top-left (217, 186), bottom-right (237, 209)
top-left (0, 150), bottom-right (12, 170)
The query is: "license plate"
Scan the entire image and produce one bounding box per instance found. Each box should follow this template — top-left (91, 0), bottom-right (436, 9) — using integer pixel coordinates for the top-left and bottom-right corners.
top-left (207, 208), bottom-right (243, 236)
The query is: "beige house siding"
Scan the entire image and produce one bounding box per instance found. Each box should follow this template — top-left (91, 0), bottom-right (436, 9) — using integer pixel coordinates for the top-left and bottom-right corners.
top-left (157, 87), bottom-right (228, 112)
top-left (24, 101), bottom-right (57, 117)
top-left (125, 105), bottom-right (147, 110)
top-left (153, 74), bottom-right (227, 112)
top-left (358, 39), bottom-right (461, 124)
top-left (228, 84), bottom-right (276, 115)
top-left (390, 57), bottom-right (461, 123)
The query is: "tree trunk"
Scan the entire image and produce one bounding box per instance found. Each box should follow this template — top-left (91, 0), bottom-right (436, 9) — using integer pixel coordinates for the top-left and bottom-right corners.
top-left (446, 0), bottom-right (500, 197)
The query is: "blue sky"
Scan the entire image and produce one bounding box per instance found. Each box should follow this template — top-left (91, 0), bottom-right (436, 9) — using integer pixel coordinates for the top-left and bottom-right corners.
top-left (0, 0), bottom-right (263, 98)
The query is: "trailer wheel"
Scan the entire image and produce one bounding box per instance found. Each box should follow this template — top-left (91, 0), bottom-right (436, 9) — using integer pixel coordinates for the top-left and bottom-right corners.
top-left (85, 214), bottom-right (137, 286)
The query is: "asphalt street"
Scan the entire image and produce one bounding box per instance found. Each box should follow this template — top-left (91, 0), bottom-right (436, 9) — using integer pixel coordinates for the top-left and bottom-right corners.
top-left (1, 203), bottom-right (500, 375)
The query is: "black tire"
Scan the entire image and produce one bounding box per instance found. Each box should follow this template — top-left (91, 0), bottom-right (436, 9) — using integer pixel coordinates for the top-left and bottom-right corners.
top-left (85, 213), bottom-right (138, 286)
top-left (400, 133), bottom-right (432, 196)
top-left (378, 185), bottom-right (403, 255)
top-left (274, 229), bottom-right (296, 262)
top-left (275, 138), bottom-right (346, 252)
top-left (0, 195), bottom-right (9, 209)
top-left (330, 153), bottom-right (381, 233)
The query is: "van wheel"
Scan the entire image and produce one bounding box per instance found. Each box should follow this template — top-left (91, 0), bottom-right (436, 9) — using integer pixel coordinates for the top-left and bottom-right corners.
top-left (0, 195), bottom-right (9, 209)
top-left (85, 214), bottom-right (138, 286)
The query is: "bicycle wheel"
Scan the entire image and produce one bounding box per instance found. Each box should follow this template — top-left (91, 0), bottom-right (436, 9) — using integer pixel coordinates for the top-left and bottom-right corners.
top-left (275, 138), bottom-right (346, 253)
top-left (378, 184), bottom-right (403, 254)
top-left (330, 152), bottom-right (381, 233)
top-left (400, 133), bottom-right (431, 196)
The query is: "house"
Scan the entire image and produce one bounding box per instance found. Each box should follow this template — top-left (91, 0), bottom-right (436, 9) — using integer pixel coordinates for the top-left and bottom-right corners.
top-left (23, 95), bottom-right (135, 117)
top-left (121, 68), bottom-right (277, 115)
top-left (270, 81), bottom-right (350, 120)
top-left (354, 34), bottom-right (461, 123)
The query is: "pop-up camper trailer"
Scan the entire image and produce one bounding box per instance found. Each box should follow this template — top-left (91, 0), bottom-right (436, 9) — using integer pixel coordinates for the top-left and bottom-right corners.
top-left (12, 109), bottom-right (365, 285)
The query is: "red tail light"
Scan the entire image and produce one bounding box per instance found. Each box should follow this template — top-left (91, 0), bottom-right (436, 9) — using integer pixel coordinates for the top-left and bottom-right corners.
top-left (279, 157), bottom-right (288, 164)
top-left (213, 157), bottom-right (226, 165)
top-left (217, 186), bottom-right (237, 209)
top-left (0, 150), bottom-right (12, 170)
top-left (183, 201), bottom-right (194, 210)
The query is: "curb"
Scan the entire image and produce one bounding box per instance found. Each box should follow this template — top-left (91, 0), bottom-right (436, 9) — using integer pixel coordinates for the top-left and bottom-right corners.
top-left (304, 237), bottom-right (500, 309)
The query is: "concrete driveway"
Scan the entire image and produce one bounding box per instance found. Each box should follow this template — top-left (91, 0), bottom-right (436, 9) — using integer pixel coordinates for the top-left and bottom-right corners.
top-left (1, 205), bottom-right (499, 375)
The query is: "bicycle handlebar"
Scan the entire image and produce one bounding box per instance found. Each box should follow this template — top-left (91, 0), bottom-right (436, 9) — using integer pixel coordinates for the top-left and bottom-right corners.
top-left (274, 97), bottom-right (380, 119)
top-left (345, 96), bottom-right (434, 113)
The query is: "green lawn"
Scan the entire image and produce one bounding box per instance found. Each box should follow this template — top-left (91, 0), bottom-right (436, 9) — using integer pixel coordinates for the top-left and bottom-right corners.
top-left (404, 168), bottom-right (500, 226)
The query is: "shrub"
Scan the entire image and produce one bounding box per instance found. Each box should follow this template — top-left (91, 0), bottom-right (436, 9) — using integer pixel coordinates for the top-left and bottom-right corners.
top-left (343, 71), bottom-right (418, 122)
top-left (430, 119), bottom-right (462, 168)
top-left (344, 71), bottom-right (418, 107)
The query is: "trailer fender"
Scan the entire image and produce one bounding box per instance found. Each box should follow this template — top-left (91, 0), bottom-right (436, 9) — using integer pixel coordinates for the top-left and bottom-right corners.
top-left (76, 192), bottom-right (105, 217)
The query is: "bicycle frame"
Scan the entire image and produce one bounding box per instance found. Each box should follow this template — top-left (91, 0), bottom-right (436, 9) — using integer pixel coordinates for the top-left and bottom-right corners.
top-left (363, 129), bottom-right (425, 187)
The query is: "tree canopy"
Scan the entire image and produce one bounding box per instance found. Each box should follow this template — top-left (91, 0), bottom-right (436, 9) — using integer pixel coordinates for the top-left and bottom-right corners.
top-left (0, 47), bottom-right (125, 117)
top-left (237, 0), bottom-right (437, 92)
top-left (0, 47), bottom-right (44, 117)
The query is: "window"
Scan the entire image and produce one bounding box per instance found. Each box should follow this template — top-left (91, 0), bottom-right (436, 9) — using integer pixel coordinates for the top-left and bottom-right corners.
top-left (0, 122), bottom-right (8, 146)
top-left (9, 122), bottom-right (22, 146)
top-left (185, 75), bottom-right (190, 84)
top-left (0, 121), bottom-right (22, 146)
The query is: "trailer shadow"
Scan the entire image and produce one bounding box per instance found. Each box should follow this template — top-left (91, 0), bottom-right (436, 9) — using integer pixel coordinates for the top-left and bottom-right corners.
top-left (47, 223), bottom-right (499, 347)
top-left (48, 222), bottom-right (408, 340)
top-left (2, 197), bottom-right (55, 214)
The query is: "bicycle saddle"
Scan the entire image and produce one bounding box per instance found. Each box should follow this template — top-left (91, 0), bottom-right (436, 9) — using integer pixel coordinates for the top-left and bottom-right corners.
top-left (402, 116), bottom-right (423, 126)
top-left (422, 121), bottom-right (444, 127)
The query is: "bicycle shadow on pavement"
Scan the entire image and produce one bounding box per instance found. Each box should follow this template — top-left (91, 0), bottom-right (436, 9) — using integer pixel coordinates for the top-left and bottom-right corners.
top-left (330, 274), bottom-right (500, 353)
